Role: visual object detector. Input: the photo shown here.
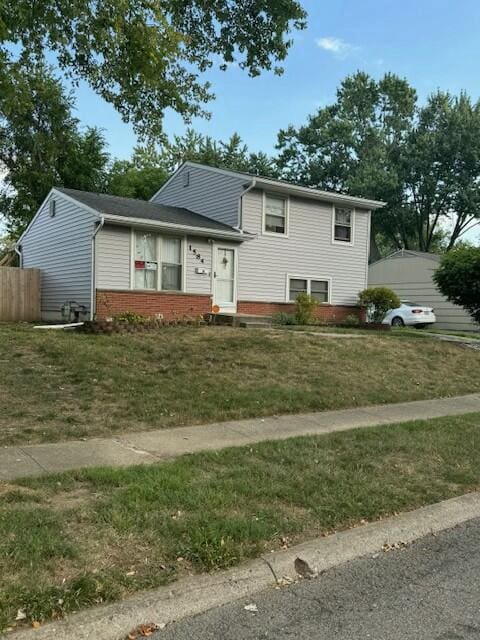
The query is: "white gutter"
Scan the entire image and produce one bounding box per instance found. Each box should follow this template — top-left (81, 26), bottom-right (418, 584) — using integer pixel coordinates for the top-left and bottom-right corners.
top-left (90, 216), bottom-right (105, 320)
top-left (252, 177), bottom-right (385, 210)
top-left (14, 245), bottom-right (22, 267)
top-left (237, 179), bottom-right (257, 229)
top-left (100, 214), bottom-right (253, 241)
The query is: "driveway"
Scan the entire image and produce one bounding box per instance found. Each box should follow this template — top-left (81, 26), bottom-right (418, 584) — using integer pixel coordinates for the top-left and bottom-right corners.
top-left (155, 518), bottom-right (480, 639)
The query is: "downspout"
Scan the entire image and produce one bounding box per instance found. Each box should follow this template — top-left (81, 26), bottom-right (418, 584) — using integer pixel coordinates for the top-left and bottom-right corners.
top-left (237, 179), bottom-right (256, 231)
top-left (14, 244), bottom-right (22, 267)
top-left (90, 216), bottom-right (105, 320)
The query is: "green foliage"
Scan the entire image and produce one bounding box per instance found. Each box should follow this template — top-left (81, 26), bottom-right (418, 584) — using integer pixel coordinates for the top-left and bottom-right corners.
top-left (114, 312), bottom-right (148, 325)
top-left (295, 292), bottom-right (317, 325)
top-left (272, 312), bottom-right (297, 325)
top-left (358, 287), bottom-right (400, 324)
top-left (0, 1), bottom-right (306, 137)
top-left (342, 314), bottom-right (361, 327)
top-left (0, 63), bottom-right (109, 237)
top-left (277, 72), bottom-right (480, 254)
top-left (433, 247), bottom-right (480, 324)
top-left (106, 129), bottom-right (279, 199)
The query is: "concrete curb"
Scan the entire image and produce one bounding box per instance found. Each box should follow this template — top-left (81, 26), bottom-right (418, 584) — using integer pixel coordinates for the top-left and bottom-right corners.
top-left (8, 492), bottom-right (480, 640)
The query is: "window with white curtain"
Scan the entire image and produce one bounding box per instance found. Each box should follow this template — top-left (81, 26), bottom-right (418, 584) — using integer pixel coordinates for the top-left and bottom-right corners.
top-left (161, 237), bottom-right (182, 291)
top-left (134, 233), bottom-right (157, 289)
top-left (264, 194), bottom-right (288, 234)
top-left (133, 232), bottom-right (183, 291)
top-left (333, 208), bottom-right (353, 243)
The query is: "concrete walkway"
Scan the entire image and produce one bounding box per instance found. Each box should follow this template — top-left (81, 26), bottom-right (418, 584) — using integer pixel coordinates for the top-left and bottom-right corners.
top-left (2, 393), bottom-right (480, 481)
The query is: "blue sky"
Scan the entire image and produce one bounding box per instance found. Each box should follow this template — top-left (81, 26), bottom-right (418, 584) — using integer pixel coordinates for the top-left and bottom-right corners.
top-left (73, 0), bottom-right (480, 159)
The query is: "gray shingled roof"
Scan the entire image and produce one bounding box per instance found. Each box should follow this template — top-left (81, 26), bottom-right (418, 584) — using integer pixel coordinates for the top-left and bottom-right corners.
top-left (56, 188), bottom-right (241, 234)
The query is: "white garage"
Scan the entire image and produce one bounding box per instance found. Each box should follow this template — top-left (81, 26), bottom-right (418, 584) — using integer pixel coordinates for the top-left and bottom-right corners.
top-left (369, 250), bottom-right (478, 332)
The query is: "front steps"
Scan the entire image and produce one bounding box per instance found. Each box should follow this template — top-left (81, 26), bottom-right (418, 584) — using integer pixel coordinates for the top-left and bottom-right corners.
top-left (205, 312), bottom-right (272, 329)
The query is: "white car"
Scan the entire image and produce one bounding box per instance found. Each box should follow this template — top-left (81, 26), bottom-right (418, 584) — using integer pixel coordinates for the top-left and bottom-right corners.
top-left (383, 301), bottom-right (436, 328)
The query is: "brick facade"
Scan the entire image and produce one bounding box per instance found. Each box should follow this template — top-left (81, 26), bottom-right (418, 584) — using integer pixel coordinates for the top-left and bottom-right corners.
top-left (237, 300), bottom-right (365, 322)
top-left (96, 290), bottom-right (212, 320)
top-left (96, 290), bottom-right (364, 323)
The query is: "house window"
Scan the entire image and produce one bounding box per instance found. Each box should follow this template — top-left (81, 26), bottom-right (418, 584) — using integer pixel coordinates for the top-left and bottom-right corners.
top-left (264, 194), bottom-right (287, 234)
top-left (161, 237), bottom-right (182, 291)
top-left (310, 280), bottom-right (329, 303)
top-left (133, 232), bottom-right (183, 291)
top-left (288, 277), bottom-right (330, 303)
top-left (289, 278), bottom-right (308, 301)
top-left (49, 200), bottom-right (56, 217)
top-left (334, 208), bottom-right (353, 243)
top-left (134, 233), bottom-right (158, 289)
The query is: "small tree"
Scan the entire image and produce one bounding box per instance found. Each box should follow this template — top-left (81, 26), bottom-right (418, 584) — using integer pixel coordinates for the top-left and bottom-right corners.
top-left (295, 293), bottom-right (318, 325)
top-left (358, 287), bottom-right (400, 324)
top-left (433, 247), bottom-right (480, 324)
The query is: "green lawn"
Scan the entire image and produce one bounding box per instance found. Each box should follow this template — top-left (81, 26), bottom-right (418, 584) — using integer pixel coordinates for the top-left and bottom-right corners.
top-left (1, 323), bottom-right (479, 446)
top-left (1, 412), bottom-right (480, 631)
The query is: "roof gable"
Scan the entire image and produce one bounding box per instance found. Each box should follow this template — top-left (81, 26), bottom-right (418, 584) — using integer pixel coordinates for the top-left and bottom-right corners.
top-left (155, 161), bottom-right (386, 210)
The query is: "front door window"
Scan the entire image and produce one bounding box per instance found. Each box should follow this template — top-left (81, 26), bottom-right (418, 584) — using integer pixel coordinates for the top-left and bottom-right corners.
top-left (215, 248), bottom-right (236, 308)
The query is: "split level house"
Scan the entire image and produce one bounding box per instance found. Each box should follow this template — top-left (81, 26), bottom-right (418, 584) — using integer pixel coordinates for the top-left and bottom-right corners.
top-left (17, 162), bottom-right (384, 322)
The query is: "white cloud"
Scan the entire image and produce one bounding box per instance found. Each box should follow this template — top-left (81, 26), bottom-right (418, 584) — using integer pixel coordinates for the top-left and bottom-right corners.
top-left (315, 37), bottom-right (359, 59)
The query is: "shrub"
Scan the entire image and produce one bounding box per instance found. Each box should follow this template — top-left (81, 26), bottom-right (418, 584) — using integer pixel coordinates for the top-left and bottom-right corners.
top-left (358, 287), bottom-right (400, 324)
top-left (295, 293), bottom-right (318, 325)
top-left (114, 311), bottom-right (148, 324)
top-left (434, 247), bottom-right (480, 325)
top-left (343, 314), bottom-right (361, 327)
top-left (272, 312), bottom-right (297, 326)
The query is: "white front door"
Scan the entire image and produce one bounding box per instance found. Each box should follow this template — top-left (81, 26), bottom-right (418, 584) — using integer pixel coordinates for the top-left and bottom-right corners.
top-left (213, 246), bottom-right (237, 312)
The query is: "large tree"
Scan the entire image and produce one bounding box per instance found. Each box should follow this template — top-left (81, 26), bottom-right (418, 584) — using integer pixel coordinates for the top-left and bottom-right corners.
top-left (1, 1), bottom-right (306, 137)
top-left (276, 72), bottom-right (480, 255)
top-left (0, 64), bottom-right (109, 236)
top-left (107, 129), bottom-right (279, 199)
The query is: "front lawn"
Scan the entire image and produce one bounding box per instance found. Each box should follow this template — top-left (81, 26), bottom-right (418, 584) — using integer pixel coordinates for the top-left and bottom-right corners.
top-left (1, 412), bottom-right (480, 631)
top-left (0, 323), bottom-right (479, 446)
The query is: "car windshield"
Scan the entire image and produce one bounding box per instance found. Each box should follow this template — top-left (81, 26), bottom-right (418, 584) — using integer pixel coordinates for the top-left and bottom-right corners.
top-left (402, 301), bottom-right (423, 307)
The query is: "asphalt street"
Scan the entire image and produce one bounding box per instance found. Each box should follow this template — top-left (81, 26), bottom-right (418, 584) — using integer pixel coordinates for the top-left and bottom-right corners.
top-left (155, 518), bottom-right (480, 639)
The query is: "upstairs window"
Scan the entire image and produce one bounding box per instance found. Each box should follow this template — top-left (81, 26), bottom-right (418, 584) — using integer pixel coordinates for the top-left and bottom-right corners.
top-left (334, 208), bottom-right (353, 243)
top-left (264, 194), bottom-right (288, 235)
top-left (134, 233), bottom-right (157, 289)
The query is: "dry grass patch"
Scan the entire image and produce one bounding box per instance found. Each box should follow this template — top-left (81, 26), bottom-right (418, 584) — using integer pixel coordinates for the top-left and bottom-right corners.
top-left (1, 412), bottom-right (480, 631)
top-left (0, 323), bottom-right (479, 446)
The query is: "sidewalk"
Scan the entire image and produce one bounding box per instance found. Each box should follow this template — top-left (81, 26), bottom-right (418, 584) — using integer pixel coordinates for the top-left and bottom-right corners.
top-left (2, 393), bottom-right (480, 481)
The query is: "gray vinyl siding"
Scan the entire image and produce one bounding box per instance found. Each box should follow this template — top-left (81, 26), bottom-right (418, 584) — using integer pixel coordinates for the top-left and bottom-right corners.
top-left (21, 192), bottom-right (96, 320)
top-left (369, 255), bottom-right (478, 331)
top-left (237, 189), bottom-right (370, 305)
top-left (95, 225), bottom-right (214, 296)
top-left (186, 236), bottom-right (213, 295)
top-left (96, 225), bottom-right (131, 289)
top-left (152, 164), bottom-right (247, 228)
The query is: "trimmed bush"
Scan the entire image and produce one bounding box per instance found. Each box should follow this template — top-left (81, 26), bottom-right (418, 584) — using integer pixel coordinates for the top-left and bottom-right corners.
top-left (358, 287), bottom-right (400, 324)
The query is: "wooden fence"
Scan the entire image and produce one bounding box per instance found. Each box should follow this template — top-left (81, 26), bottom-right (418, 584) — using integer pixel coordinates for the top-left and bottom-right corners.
top-left (0, 267), bottom-right (41, 321)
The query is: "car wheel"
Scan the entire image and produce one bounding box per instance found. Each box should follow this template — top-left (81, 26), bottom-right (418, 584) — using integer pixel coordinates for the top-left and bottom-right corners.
top-left (391, 316), bottom-right (404, 327)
